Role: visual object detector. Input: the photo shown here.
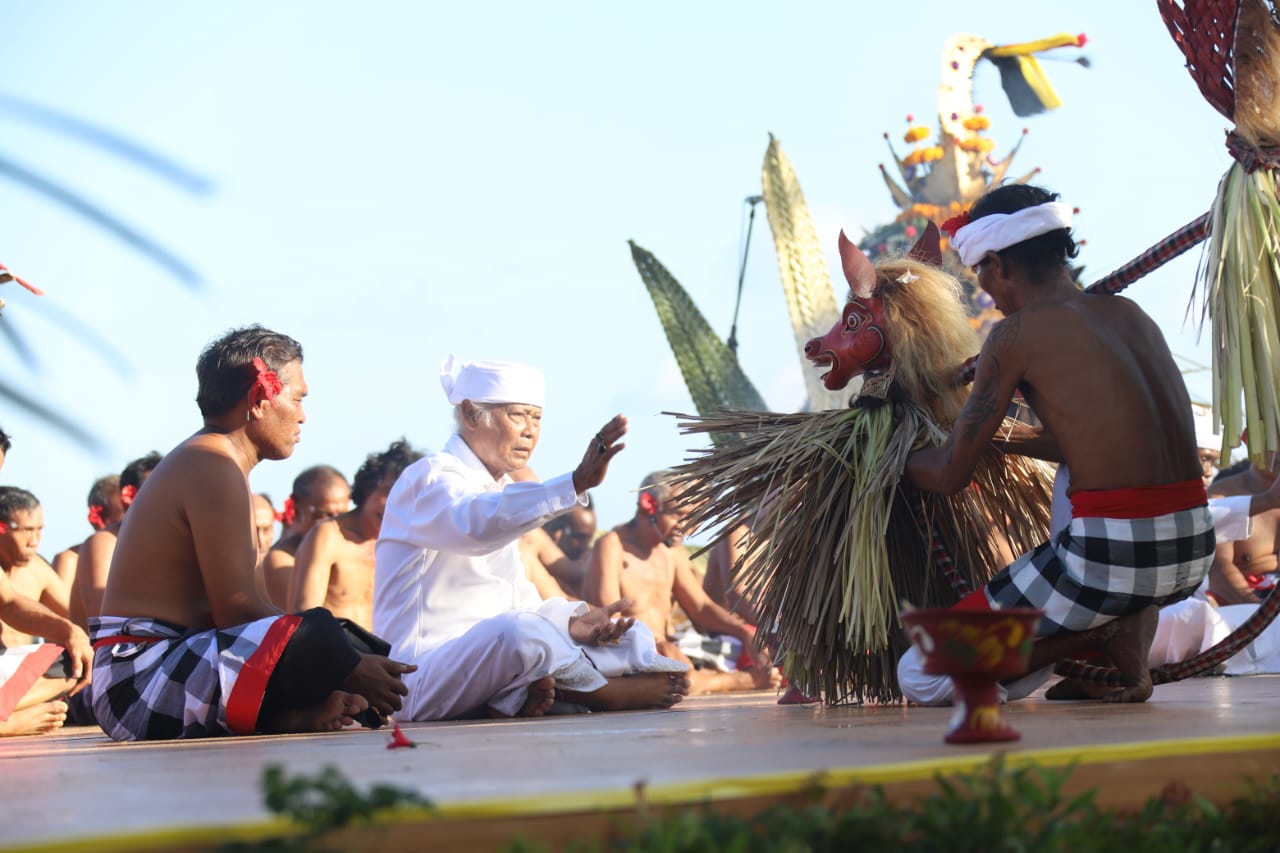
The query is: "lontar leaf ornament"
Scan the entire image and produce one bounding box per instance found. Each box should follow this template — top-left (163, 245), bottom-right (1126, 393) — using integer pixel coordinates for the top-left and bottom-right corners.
top-left (1161, 0), bottom-right (1280, 464)
top-left (760, 135), bottom-right (848, 412)
top-left (628, 240), bottom-right (766, 444)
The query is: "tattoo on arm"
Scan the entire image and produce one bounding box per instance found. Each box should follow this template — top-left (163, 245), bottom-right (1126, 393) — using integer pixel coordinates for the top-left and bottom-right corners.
top-left (957, 316), bottom-right (1020, 444)
top-left (983, 314), bottom-right (1019, 372)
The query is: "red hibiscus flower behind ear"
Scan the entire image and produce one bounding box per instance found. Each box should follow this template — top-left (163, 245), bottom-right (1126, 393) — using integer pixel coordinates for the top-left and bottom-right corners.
top-left (279, 496), bottom-right (297, 526)
top-left (639, 491), bottom-right (659, 518)
top-left (940, 210), bottom-right (971, 237)
top-left (120, 485), bottom-right (138, 508)
top-left (87, 504), bottom-right (106, 530)
top-left (250, 357), bottom-right (284, 406)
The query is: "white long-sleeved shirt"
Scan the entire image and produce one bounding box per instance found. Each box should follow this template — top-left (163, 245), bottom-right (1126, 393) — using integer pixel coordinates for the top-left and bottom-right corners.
top-left (373, 433), bottom-right (586, 664)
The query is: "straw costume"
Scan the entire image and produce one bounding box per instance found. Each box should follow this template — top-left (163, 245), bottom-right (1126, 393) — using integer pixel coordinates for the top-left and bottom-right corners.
top-left (668, 224), bottom-right (1054, 704)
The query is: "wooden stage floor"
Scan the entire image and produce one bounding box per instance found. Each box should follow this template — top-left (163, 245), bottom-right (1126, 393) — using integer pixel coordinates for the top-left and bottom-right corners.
top-left (3, 675), bottom-right (1279, 852)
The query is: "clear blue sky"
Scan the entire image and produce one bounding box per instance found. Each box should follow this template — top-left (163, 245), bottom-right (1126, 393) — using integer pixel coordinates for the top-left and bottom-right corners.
top-left (1, 2), bottom-right (1230, 554)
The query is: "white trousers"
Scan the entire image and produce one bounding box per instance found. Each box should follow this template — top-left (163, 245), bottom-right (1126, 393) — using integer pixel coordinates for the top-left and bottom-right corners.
top-left (398, 612), bottom-right (684, 720)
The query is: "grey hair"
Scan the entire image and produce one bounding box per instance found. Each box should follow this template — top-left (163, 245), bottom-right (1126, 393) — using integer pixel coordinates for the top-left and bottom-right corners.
top-left (638, 470), bottom-right (678, 507)
top-left (452, 402), bottom-right (499, 432)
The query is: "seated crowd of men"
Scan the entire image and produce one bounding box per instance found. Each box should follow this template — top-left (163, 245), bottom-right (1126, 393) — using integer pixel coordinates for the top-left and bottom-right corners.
top-left (2, 184), bottom-right (1277, 739)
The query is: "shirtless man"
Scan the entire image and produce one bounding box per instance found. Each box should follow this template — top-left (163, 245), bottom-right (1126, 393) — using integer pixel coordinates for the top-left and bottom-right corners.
top-left (906, 185), bottom-right (1214, 703)
top-left (0, 490), bottom-right (73, 647)
top-left (374, 356), bottom-right (689, 720)
top-left (252, 493), bottom-right (277, 556)
top-left (263, 465), bottom-right (350, 608)
top-left (586, 472), bottom-right (779, 694)
top-left (546, 500), bottom-right (596, 562)
top-left (51, 475), bottom-right (123, 595)
top-left (519, 498), bottom-right (596, 598)
top-left (702, 522), bottom-right (760, 625)
top-left (72, 453), bottom-right (161, 628)
top-left (1206, 459), bottom-right (1280, 604)
top-left (91, 325), bottom-right (413, 740)
top-left (289, 440), bottom-right (422, 627)
top-left (0, 487), bottom-right (91, 736)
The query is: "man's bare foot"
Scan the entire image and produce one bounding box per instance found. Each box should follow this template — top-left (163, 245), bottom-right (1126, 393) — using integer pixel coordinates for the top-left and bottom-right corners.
top-left (1044, 677), bottom-right (1110, 701)
top-left (561, 672), bottom-right (690, 711)
top-left (1045, 607), bottom-right (1159, 703)
top-left (263, 691), bottom-right (369, 733)
top-left (520, 676), bottom-right (556, 717)
top-left (1096, 605), bottom-right (1158, 703)
top-left (750, 666), bottom-right (784, 691)
top-left (488, 676), bottom-right (557, 718)
top-left (0, 700), bottom-right (68, 736)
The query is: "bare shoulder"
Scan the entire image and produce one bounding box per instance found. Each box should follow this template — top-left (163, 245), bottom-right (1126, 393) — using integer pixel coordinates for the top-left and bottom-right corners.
top-left (263, 546), bottom-right (295, 570)
top-left (135, 436), bottom-right (244, 511)
top-left (80, 529), bottom-right (119, 560)
top-left (29, 555), bottom-right (62, 587)
top-left (671, 542), bottom-right (696, 570)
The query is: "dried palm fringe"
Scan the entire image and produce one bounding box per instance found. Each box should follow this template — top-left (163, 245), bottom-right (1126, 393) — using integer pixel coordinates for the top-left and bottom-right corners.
top-left (668, 404), bottom-right (1053, 705)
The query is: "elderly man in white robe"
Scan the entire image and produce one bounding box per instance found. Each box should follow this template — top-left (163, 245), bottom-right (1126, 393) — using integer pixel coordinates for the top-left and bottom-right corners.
top-left (374, 356), bottom-right (689, 721)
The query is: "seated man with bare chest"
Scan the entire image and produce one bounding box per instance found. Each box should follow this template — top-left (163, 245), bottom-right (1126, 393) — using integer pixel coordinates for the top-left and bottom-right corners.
top-left (289, 440), bottom-right (422, 628)
top-left (92, 326), bottom-right (414, 740)
top-left (1206, 459), bottom-right (1280, 604)
top-left (585, 472), bottom-right (780, 694)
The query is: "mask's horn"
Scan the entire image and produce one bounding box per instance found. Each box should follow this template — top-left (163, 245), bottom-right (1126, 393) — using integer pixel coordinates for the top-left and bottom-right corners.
top-left (838, 230), bottom-right (877, 298)
top-left (906, 221), bottom-right (942, 267)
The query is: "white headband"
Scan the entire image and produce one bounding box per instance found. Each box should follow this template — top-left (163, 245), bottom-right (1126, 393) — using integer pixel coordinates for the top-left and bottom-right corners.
top-left (951, 201), bottom-right (1074, 268)
top-left (1191, 405), bottom-right (1220, 452)
top-left (440, 354), bottom-right (546, 408)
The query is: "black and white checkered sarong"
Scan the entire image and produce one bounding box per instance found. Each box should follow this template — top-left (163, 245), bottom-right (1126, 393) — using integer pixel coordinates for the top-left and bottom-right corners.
top-left (984, 505), bottom-right (1214, 637)
top-left (90, 614), bottom-right (299, 741)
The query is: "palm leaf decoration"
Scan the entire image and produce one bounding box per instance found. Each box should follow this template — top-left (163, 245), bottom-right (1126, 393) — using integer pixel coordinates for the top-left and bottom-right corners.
top-left (629, 241), bottom-right (766, 443)
top-left (0, 95), bottom-right (211, 446)
top-left (760, 134), bottom-right (847, 412)
top-left (0, 156), bottom-right (201, 287)
top-left (0, 93), bottom-right (214, 195)
top-left (0, 381), bottom-right (106, 451)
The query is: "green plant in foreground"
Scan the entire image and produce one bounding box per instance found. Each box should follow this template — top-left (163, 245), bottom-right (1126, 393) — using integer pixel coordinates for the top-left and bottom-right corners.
top-left (506, 757), bottom-right (1280, 853)
top-left (219, 758), bottom-right (1280, 852)
top-left (216, 765), bottom-right (431, 853)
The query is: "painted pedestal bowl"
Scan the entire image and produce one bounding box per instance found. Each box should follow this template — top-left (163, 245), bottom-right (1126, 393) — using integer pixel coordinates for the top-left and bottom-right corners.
top-left (900, 606), bottom-right (1043, 744)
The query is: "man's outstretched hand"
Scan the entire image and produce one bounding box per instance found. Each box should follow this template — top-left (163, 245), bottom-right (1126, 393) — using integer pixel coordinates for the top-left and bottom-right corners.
top-left (573, 415), bottom-right (627, 494)
top-left (569, 599), bottom-right (635, 646)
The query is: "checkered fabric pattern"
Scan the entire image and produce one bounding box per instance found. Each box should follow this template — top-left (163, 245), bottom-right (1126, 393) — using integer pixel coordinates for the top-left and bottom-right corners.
top-left (1085, 213), bottom-right (1211, 296)
top-left (983, 505), bottom-right (1215, 637)
top-left (90, 615), bottom-right (282, 741)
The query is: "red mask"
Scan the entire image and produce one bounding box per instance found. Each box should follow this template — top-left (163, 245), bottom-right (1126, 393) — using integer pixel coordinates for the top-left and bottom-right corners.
top-left (804, 295), bottom-right (892, 390)
top-left (804, 223), bottom-right (941, 391)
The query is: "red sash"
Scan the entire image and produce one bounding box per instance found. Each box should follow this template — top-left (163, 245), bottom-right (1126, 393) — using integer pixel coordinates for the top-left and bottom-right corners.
top-left (1070, 479), bottom-right (1207, 519)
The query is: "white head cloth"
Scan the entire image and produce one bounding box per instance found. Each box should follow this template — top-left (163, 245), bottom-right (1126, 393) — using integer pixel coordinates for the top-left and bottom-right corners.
top-left (951, 201), bottom-right (1074, 268)
top-left (439, 354), bottom-right (545, 408)
top-left (1191, 403), bottom-right (1220, 451)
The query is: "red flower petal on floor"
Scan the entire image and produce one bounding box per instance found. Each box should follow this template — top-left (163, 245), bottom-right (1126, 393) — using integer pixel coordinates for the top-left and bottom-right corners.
top-left (387, 721), bottom-right (416, 749)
